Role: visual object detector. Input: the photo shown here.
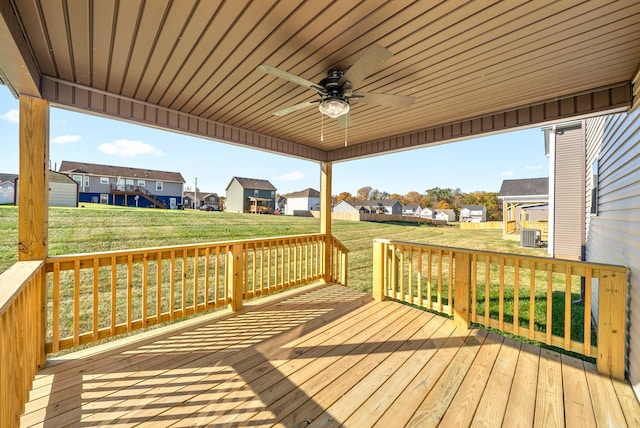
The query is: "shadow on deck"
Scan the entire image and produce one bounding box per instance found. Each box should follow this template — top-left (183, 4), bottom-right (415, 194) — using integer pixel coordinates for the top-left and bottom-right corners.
top-left (21, 284), bottom-right (640, 427)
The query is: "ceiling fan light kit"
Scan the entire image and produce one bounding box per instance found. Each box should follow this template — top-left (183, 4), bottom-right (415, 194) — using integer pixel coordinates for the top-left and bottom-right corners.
top-left (318, 97), bottom-right (350, 118)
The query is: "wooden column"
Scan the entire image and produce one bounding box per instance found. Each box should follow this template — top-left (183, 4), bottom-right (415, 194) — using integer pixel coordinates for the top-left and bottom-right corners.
top-left (227, 243), bottom-right (244, 311)
top-left (502, 201), bottom-right (508, 239)
top-left (320, 162), bottom-right (332, 283)
top-left (18, 97), bottom-right (49, 261)
top-left (18, 97), bottom-right (49, 369)
top-left (453, 252), bottom-right (471, 329)
top-left (372, 240), bottom-right (386, 301)
top-left (597, 269), bottom-right (627, 379)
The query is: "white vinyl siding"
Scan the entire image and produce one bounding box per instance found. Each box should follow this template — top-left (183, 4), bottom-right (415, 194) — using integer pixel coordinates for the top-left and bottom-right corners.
top-left (585, 111), bottom-right (640, 400)
top-left (553, 126), bottom-right (585, 260)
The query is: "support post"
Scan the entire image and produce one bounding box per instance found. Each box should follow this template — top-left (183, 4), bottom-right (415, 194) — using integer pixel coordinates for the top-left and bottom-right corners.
top-left (372, 240), bottom-right (386, 301)
top-left (597, 269), bottom-right (627, 379)
top-left (320, 162), bottom-right (332, 283)
top-left (453, 252), bottom-right (471, 329)
top-left (18, 96), bottom-right (49, 369)
top-left (227, 243), bottom-right (244, 311)
top-left (502, 201), bottom-right (508, 239)
top-left (18, 97), bottom-right (49, 261)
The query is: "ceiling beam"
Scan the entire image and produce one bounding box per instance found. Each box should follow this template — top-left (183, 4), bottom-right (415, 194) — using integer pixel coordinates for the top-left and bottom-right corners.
top-left (327, 82), bottom-right (632, 162)
top-left (0, 1), bottom-right (40, 97)
top-left (42, 77), bottom-right (328, 163)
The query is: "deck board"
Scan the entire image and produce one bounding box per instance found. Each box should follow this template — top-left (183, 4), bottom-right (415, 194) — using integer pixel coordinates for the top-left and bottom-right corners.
top-left (20, 283), bottom-right (640, 427)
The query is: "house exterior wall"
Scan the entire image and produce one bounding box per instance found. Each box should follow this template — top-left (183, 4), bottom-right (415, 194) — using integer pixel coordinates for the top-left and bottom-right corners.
top-left (584, 110), bottom-right (640, 401)
top-left (49, 181), bottom-right (77, 207)
top-left (333, 201), bottom-right (358, 213)
top-left (70, 174), bottom-right (182, 207)
top-left (225, 179), bottom-right (245, 213)
top-left (285, 197), bottom-right (320, 215)
top-left (553, 126), bottom-right (585, 260)
top-left (225, 179), bottom-right (276, 213)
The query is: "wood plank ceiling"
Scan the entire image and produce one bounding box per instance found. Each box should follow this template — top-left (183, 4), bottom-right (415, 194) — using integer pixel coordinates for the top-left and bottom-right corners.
top-left (1, 0), bottom-right (639, 162)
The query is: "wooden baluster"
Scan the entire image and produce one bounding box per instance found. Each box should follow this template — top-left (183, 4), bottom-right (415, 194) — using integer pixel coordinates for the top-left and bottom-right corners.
top-left (584, 267), bottom-right (592, 356)
top-left (564, 264), bottom-right (572, 350)
top-left (513, 259), bottom-right (520, 336)
top-left (156, 251), bottom-right (162, 322)
top-left (546, 263), bottom-right (553, 345)
top-left (453, 252), bottom-right (471, 329)
top-left (127, 254), bottom-right (133, 332)
top-left (142, 253), bottom-right (148, 326)
top-left (499, 257), bottom-right (505, 331)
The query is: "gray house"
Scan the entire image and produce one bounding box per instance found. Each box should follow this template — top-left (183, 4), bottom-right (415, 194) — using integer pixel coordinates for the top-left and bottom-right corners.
top-left (59, 161), bottom-right (185, 209)
top-left (285, 188), bottom-right (320, 215)
top-left (225, 176), bottom-right (277, 213)
top-left (498, 177), bottom-right (549, 239)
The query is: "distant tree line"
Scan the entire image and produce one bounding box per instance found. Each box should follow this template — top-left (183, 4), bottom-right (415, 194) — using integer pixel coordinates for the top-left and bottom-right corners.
top-left (333, 186), bottom-right (501, 221)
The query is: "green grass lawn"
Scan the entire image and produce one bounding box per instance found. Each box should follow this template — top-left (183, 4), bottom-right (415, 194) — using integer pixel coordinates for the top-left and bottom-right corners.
top-left (0, 204), bottom-right (546, 293)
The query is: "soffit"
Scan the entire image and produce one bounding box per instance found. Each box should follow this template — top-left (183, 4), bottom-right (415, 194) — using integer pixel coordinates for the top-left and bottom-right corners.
top-left (2, 0), bottom-right (639, 162)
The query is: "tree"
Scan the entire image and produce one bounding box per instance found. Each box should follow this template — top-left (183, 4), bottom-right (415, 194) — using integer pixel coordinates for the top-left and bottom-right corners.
top-left (356, 186), bottom-right (372, 201)
top-left (333, 191), bottom-right (354, 204)
top-left (404, 191), bottom-right (422, 205)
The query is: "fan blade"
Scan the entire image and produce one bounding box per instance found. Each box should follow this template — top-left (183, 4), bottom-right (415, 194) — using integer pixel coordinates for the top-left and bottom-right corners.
top-left (341, 44), bottom-right (393, 90)
top-left (273, 100), bottom-right (318, 116)
top-left (337, 113), bottom-right (352, 129)
top-left (351, 92), bottom-right (415, 109)
top-left (257, 64), bottom-right (327, 94)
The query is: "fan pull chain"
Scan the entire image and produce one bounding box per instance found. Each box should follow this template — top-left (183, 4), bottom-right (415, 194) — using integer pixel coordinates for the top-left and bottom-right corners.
top-left (320, 113), bottom-right (324, 142)
top-left (344, 116), bottom-right (348, 147)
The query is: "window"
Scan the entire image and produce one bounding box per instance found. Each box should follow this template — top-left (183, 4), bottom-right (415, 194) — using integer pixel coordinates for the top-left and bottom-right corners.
top-left (156, 181), bottom-right (163, 191)
top-left (254, 189), bottom-right (259, 196)
top-left (84, 176), bottom-right (90, 188)
top-left (590, 159), bottom-right (598, 215)
top-left (72, 174), bottom-right (82, 184)
top-left (100, 194), bottom-right (109, 204)
top-left (138, 180), bottom-right (145, 187)
top-left (100, 177), bottom-right (109, 184)
top-left (271, 191), bottom-right (275, 197)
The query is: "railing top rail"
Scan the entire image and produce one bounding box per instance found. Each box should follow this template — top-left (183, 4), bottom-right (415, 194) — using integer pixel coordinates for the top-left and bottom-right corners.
top-left (373, 238), bottom-right (628, 273)
top-left (0, 260), bottom-right (44, 315)
top-left (45, 233), bottom-right (328, 263)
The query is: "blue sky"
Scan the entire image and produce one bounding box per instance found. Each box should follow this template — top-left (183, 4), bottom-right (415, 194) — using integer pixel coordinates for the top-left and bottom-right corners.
top-left (0, 85), bottom-right (548, 195)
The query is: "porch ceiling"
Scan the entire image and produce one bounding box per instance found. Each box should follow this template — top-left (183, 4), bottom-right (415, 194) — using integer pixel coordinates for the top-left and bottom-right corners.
top-left (1, 1), bottom-right (639, 162)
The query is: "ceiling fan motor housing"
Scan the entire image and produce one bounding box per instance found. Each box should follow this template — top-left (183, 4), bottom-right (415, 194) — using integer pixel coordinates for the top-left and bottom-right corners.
top-left (319, 70), bottom-right (347, 98)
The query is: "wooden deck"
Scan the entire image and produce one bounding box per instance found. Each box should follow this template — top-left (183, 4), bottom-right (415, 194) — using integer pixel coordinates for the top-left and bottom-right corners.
top-left (21, 284), bottom-right (640, 427)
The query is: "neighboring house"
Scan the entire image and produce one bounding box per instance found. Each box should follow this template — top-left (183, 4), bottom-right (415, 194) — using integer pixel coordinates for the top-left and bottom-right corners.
top-left (353, 200), bottom-right (403, 215)
top-left (581, 110), bottom-right (640, 401)
top-left (0, 173), bottom-right (18, 204)
top-left (284, 188), bottom-right (320, 215)
top-left (434, 209), bottom-right (456, 222)
top-left (183, 191), bottom-right (220, 209)
top-left (333, 200), bottom-right (359, 214)
top-left (402, 204), bottom-right (422, 217)
top-left (498, 177), bottom-right (549, 238)
top-left (225, 176), bottom-right (277, 213)
top-left (420, 207), bottom-right (436, 219)
top-left (59, 161), bottom-right (185, 209)
top-left (459, 205), bottom-right (487, 222)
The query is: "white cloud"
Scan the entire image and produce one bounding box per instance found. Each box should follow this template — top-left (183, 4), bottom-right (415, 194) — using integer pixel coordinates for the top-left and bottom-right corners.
top-left (0, 109), bottom-right (19, 122)
top-left (500, 171), bottom-right (514, 178)
top-left (525, 164), bottom-right (543, 170)
top-left (51, 135), bottom-right (81, 144)
top-left (98, 139), bottom-right (165, 157)
top-left (277, 171), bottom-right (304, 182)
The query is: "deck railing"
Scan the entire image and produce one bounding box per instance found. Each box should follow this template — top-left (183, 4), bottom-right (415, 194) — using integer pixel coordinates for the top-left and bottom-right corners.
top-left (0, 261), bottom-right (46, 428)
top-left (43, 233), bottom-right (347, 353)
top-left (372, 238), bottom-right (628, 379)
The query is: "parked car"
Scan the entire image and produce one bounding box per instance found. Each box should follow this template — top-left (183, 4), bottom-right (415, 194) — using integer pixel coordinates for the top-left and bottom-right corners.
top-left (200, 205), bottom-right (215, 211)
